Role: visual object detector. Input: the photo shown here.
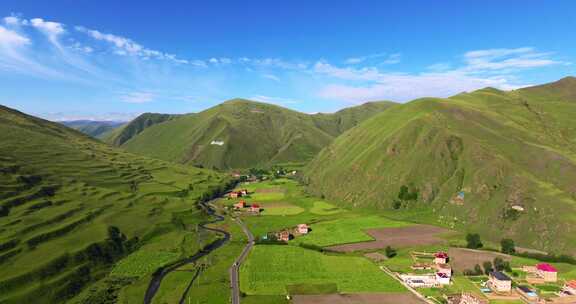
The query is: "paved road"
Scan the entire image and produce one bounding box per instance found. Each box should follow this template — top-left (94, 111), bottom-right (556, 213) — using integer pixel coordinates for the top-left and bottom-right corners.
top-left (230, 217), bottom-right (254, 304)
top-left (144, 199), bottom-right (230, 304)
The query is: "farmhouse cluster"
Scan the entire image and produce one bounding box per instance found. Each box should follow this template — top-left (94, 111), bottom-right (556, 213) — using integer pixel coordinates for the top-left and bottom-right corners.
top-left (264, 223), bottom-right (310, 242)
top-left (400, 251), bottom-right (453, 288)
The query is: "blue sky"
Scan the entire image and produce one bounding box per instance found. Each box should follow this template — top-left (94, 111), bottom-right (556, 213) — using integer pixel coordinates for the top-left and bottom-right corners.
top-left (0, 1), bottom-right (575, 121)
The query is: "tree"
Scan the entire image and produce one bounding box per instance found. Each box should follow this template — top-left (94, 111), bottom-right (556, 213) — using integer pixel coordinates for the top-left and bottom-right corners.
top-left (466, 233), bottom-right (483, 249)
top-left (474, 264), bottom-right (483, 275)
top-left (385, 246), bottom-right (397, 258)
top-left (483, 261), bottom-right (493, 275)
top-left (493, 257), bottom-right (506, 271)
top-left (501, 238), bottom-right (516, 254)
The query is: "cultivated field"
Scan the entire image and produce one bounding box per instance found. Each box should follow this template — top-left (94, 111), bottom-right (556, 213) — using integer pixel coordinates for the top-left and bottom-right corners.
top-left (448, 247), bottom-right (512, 273)
top-left (292, 292), bottom-right (425, 304)
top-left (240, 245), bottom-right (406, 295)
top-left (327, 225), bottom-right (451, 252)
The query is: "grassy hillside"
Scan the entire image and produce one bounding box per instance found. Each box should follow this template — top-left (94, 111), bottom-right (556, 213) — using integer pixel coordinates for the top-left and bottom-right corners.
top-left (0, 105), bottom-right (230, 303)
top-left (103, 113), bottom-right (178, 146)
top-left (116, 99), bottom-right (396, 169)
top-left (61, 120), bottom-right (125, 139)
top-left (305, 77), bottom-right (576, 254)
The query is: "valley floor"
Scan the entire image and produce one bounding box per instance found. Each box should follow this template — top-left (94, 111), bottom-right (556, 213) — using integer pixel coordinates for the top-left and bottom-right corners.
top-left (208, 178), bottom-right (576, 304)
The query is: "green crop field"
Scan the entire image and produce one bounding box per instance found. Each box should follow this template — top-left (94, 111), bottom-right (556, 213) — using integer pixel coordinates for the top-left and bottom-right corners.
top-left (296, 215), bottom-right (409, 247)
top-left (240, 245), bottom-right (406, 295)
top-left (309, 201), bottom-right (343, 215)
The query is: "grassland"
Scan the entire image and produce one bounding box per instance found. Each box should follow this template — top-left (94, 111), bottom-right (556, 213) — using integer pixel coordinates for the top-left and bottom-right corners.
top-left (115, 99), bottom-right (396, 169)
top-left (240, 245), bottom-right (405, 295)
top-left (305, 77), bottom-right (576, 254)
top-left (0, 105), bottom-right (231, 303)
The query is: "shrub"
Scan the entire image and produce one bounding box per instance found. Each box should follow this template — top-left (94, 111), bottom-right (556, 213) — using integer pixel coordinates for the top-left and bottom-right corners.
top-left (466, 233), bottom-right (483, 249)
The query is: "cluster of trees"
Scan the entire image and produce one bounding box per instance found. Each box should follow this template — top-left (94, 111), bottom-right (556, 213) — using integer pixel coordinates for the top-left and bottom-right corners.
top-left (465, 233), bottom-right (516, 255)
top-left (385, 246), bottom-right (397, 258)
top-left (392, 185), bottom-right (419, 209)
top-left (463, 257), bottom-right (512, 276)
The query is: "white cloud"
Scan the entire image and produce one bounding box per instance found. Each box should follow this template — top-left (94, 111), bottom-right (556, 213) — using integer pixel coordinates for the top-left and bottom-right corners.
top-left (30, 18), bottom-right (65, 43)
top-left (317, 72), bottom-right (525, 103)
top-left (3, 16), bottom-right (23, 26)
top-left (345, 52), bottom-right (401, 65)
top-left (76, 26), bottom-right (187, 64)
top-left (0, 26), bottom-right (30, 46)
top-left (119, 92), bottom-right (155, 103)
top-left (250, 95), bottom-right (299, 105)
top-left (263, 74), bottom-right (280, 82)
top-left (463, 47), bottom-right (563, 72)
top-left (314, 61), bottom-right (384, 81)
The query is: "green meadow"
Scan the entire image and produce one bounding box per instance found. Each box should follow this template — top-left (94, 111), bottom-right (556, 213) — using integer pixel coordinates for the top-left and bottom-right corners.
top-left (240, 245), bottom-right (405, 295)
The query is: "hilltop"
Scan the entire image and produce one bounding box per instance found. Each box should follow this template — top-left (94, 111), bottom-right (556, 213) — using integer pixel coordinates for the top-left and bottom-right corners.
top-left (110, 99), bottom-right (396, 169)
top-left (103, 113), bottom-right (179, 146)
top-left (0, 105), bottom-right (229, 303)
top-left (305, 77), bottom-right (576, 254)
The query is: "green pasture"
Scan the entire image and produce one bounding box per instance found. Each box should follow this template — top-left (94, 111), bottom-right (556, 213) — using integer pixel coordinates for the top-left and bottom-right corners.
top-left (240, 245), bottom-right (406, 295)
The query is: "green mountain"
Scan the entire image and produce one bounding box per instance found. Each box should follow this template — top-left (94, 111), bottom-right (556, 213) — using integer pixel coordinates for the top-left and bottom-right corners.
top-left (112, 99), bottom-right (396, 169)
top-left (60, 120), bottom-right (125, 139)
top-left (103, 112), bottom-right (178, 146)
top-left (305, 77), bottom-right (576, 254)
top-left (0, 105), bottom-right (229, 303)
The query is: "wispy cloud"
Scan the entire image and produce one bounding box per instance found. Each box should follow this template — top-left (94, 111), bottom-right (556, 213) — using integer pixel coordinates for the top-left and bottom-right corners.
top-left (119, 91), bottom-right (155, 103)
top-left (40, 111), bottom-right (140, 122)
top-left (315, 47), bottom-right (566, 103)
top-left (250, 95), bottom-right (299, 105)
top-left (345, 52), bottom-right (401, 65)
top-left (262, 74), bottom-right (280, 82)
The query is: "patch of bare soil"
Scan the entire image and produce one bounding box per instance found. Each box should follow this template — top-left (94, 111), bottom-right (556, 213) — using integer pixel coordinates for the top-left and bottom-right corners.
top-left (448, 247), bottom-right (511, 273)
top-left (292, 293), bottom-right (425, 304)
top-left (327, 225), bottom-right (451, 252)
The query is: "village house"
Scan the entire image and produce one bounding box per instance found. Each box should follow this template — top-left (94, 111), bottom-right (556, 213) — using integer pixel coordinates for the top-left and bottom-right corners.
top-left (516, 285), bottom-right (539, 304)
top-left (488, 271), bottom-right (512, 293)
top-left (399, 274), bottom-right (438, 288)
top-left (240, 189), bottom-right (248, 196)
top-left (561, 280), bottom-right (576, 296)
top-left (276, 230), bottom-right (290, 242)
top-left (436, 263), bottom-right (452, 277)
top-left (296, 224), bottom-right (309, 234)
top-left (233, 200), bottom-right (245, 210)
top-left (445, 292), bottom-right (488, 304)
top-left (536, 263), bottom-right (557, 282)
top-left (249, 203), bottom-right (261, 213)
top-left (434, 252), bottom-right (449, 264)
top-left (436, 272), bottom-right (451, 285)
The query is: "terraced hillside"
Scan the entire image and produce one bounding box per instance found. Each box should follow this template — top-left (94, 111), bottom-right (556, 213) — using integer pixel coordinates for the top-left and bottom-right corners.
top-left (61, 120), bottom-right (125, 139)
top-left (113, 99), bottom-right (396, 169)
top-left (0, 105), bottom-right (230, 303)
top-left (305, 77), bottom-right (576, 254)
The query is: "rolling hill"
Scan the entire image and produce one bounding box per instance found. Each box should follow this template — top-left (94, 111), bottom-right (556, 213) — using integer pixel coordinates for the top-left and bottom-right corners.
top-left (0, 105), bottom-right (230, 303)
top-left (305, 77), bottom-right (576, 254)
top-left (60, 120), bottom-right (125, 139)
top-left (111, 99), bottom-right (396, 169)
top-left (103, 113), bottom-right (178, 146)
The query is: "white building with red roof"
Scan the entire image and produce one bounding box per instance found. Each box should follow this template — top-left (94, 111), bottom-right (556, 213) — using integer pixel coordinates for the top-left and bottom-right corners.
top-left (536, 263), bottom-right (557, 282)
top-left (434, 252), bottom-right (449, 264)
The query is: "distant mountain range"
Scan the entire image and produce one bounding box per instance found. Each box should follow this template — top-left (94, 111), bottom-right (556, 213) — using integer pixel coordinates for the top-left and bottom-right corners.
top-left (104, 99), bottom-right (396, 169)
top-left (305, 76), bottom-right (576, 254)
top-left (60, 120), bottom-right (126, 138)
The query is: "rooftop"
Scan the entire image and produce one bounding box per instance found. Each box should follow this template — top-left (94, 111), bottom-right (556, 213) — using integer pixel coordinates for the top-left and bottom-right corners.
top-left (566, 280), bottom-right (576, 288)
top-left (536, 263), bottom-right (557, 272)
top-left (435, 252), bottom-right (449, 258)
top-left (490, 271), bottom-right (511, 281)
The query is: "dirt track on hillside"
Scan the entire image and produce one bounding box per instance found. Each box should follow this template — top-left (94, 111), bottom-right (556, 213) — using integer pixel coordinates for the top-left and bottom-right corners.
top-left (292, 292), bottom-right (425, 304)
top-left (327, 225), bottom-right (450, 252)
